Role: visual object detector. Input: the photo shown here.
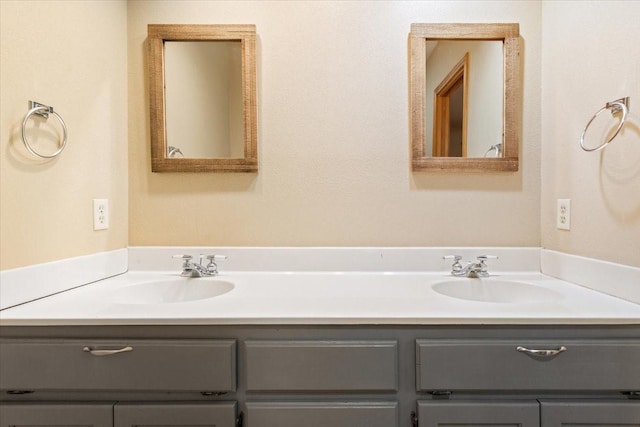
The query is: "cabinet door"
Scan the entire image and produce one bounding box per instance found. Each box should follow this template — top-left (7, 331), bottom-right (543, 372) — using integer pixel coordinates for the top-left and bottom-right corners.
top-left (114, 402), bottom-right (236, 427)
top-left (244, 401), bottom-right (398, 427)
top-left (540, 400), bottom-right (640, 426)
top-left (417, 401), bottom-right (539, 427)
top-left (0, 402), bottom-right (113, 427)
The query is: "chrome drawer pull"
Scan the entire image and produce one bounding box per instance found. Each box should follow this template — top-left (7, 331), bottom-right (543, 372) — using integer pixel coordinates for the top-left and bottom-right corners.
top-left (83, 346), bottom-right (133, 356)
top-left (516, 345), bottom-right (567, 357)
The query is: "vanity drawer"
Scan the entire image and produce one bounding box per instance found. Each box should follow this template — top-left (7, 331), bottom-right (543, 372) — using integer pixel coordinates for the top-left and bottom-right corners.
top-left (244, 340), bottom-right (398, 392)
top-left (0, 339), bottom-right (236, 392)
top-left (416, 339), bottom-right (640, 391)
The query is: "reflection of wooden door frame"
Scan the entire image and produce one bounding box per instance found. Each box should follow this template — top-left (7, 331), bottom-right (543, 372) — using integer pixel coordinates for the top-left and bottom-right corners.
top-left (432, 53), bottom-right (469, 157)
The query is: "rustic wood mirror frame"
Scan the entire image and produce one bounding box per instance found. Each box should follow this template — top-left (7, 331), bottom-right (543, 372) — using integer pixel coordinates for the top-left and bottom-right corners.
top-left (148, 24), bottom-right (258, 173)
top-left (409, 23), bottom-right (521, 172)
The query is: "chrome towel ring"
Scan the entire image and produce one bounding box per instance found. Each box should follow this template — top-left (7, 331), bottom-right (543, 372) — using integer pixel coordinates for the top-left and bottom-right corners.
top-left (21, 100), bottom-right (68, 159)
top-left (579, 97), bottom-right (630, 152)
top-left (484, 143), bottom-right (502, 157)
top-left (168, 145), bottom-right (184, 158)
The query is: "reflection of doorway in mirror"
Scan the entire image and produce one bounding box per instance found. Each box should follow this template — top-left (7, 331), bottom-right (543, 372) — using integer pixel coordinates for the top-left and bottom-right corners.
top-left (448, 83), bottom-right (464, 156)
top-left (424, 40), bottom-right (503, 158)
top-left (432, 54), bottom-right (468, 157)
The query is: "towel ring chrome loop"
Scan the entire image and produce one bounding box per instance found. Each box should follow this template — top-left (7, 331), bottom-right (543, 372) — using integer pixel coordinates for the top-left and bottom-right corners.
top-left (21, 105), bottom-right (68, 159)
top-left (579, 99), bottom-right (628, 152)
top-left (484, 143), bottom-right (502, 157)
top-left (168, 145), bottom-right (184, 158)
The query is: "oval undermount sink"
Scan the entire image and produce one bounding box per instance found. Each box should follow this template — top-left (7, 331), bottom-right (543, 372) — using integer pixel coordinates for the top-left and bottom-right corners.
top-left (111, 278), bottom-right (234, 305)
top-left (432, 279), bottom-right (561, 303)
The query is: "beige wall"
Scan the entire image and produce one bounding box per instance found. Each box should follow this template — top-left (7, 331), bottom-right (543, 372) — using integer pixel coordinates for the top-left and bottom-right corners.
top-left (541, 1), bottom-right (640, 267)
top-left (128, 1), bottom-right (542, 248)
top-left (0, 0), bottom-right (128, 270)
top-left (3, 1), bottom-right (636, 272)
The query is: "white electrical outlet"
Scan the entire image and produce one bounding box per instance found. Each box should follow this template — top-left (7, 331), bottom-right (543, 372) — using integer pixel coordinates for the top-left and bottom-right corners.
top-left (93, 199), bottom-right (109, 230)
top-left (557, 199), bottom-right (571, 230)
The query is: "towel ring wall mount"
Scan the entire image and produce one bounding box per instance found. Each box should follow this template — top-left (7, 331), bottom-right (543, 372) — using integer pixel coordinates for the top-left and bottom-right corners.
top-left (21, 100), bottom-right (68, 159)
top-left (580, 97), bottom-right (630, 152)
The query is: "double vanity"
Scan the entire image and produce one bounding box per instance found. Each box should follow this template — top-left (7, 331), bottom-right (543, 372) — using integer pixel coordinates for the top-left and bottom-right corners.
top-left (1, 248), bottom-right (639, 426)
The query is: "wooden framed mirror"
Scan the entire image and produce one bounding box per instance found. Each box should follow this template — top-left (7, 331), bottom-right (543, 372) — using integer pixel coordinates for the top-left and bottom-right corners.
top-left (409, 23), bottom-right (521, 172)
top-left (148, 24), bottom-right (257, 172)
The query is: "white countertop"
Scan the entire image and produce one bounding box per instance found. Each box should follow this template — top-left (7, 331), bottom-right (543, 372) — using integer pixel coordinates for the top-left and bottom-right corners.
top-left (2, 270), bottom-right (639, 326)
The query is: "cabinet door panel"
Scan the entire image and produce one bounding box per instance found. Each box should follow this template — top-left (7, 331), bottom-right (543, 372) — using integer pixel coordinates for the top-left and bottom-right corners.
top-left (416, 339), bottom-right (640, 391)
top-left (540, 400), bottom-right (640, 426)
top-left (417, 400), bottom-right (539, 427)
top-left (244, 340), bottom-right (397, 392)
top-left (114, 402), bottom-right (236, 427)
top-left (0, 402), bottom-right (113, 427)
top-left (244, 401), bottom-right (398, 427)
top-left (0, 339), bottom-right (236, 392)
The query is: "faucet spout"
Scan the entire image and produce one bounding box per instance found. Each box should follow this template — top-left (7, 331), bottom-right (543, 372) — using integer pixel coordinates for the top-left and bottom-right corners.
top-left (172, 254), bottom-right (226, 277)
top-left (181, 262), bottom-right (209, 277)
top-left (456, 262), bottom-right (485, 278)
top-left (444, 255), bottom-right (497, 278)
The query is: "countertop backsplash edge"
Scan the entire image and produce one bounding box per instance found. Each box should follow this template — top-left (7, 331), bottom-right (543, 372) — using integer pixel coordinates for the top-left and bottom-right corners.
top-left (2, 247), bottom-right (638, 311)
top-left (541, 249), bottom-right (640, 304)
top-left (127, 246), bottom-right (541, 273)
top-left (0, 249), bottom-right (128, 310)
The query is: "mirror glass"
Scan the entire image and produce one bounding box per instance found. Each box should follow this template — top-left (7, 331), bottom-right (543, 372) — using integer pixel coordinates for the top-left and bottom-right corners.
top-left (425, 41), bottom-right (503, 158)
top-left (409, 23), bottom-right (520, 172)
top-left (148, 24), bottom-right (257, 172)
top-left (165, 41), bottom-right (243, 159)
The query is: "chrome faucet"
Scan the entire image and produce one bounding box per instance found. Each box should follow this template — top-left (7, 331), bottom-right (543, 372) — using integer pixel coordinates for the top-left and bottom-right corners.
top-left (173, 254), bottom-right (227, 277)
top-left (443, 255), bottom-right (498, 278)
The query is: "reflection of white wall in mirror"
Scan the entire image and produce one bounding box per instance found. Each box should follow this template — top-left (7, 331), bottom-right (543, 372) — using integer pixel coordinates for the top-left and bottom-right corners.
top-left (425, 41), bottom-right (503, 157)
top-left (164, 41), bottom-right (243, 158)
top-left (227, 42), bottom-right (244, 158)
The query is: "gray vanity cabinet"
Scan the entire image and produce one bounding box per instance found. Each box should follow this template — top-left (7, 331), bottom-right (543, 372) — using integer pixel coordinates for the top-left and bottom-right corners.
top-left (243, 340), bottom-right (398, 392)
top-left (0, 402), bottom-right (114, 427)
top-left (0, 402), bottom-right (237, 427)
top-left (414, 338), bottom-right (640, 427)
top-left (114, 402), bottom-right (237, 427)
top-left (1, 326), bottom-right (639, 427)
top-left (416, 400), bottom-right (640, 427)
top-left (0, 339), bottom-right (238, 427)
top-left (0, 339), bottom-right (236, 392)
top-left (415, 339), bottom-right (640, 392)
top-left (244, 401), bottom-right (398, 427)
top-left (540, 400), bottom-right (640, 426)
top-left (243, 340), bottom-right (399, 426)
top-left (416, 401), bottom-right (540, 427)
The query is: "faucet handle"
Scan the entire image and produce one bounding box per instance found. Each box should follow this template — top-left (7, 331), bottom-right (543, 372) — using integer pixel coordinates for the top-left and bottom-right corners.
top-left (205, 255), bottom-right (227, 275)
top-left (173, 255), bottom-right (193, 269)
top-left (443, 255), bottom-right (463, 273)
top-left (476, 255), bottom-right (498, 275)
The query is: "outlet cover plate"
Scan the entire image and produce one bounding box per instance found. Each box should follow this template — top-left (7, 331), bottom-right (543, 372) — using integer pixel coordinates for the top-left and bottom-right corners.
top-left (93, 199), bottom-right (109, 230)
top-left (557, 198), bottom-right (571, 230)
